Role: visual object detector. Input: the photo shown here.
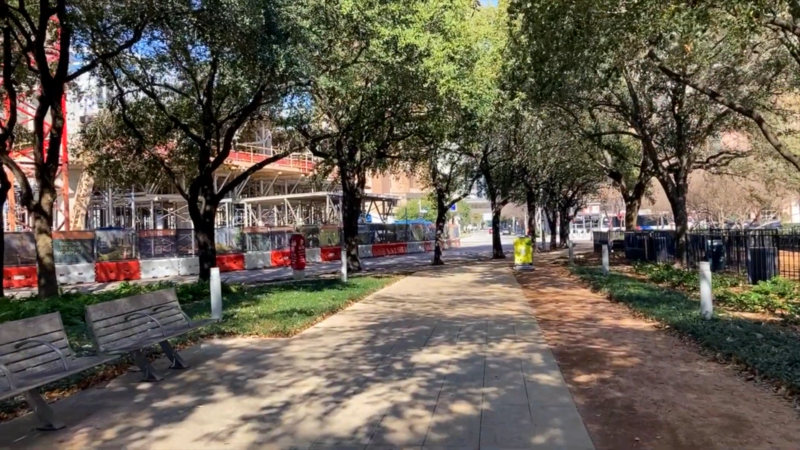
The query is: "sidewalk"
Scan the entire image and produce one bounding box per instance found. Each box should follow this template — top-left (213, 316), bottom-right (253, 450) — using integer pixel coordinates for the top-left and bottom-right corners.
top-left (0, 262), bottom-right (594, 450)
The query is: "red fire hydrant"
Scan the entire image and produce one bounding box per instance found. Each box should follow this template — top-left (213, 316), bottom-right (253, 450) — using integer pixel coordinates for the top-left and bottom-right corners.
top-left (289, 233), bottom-right (307, 280)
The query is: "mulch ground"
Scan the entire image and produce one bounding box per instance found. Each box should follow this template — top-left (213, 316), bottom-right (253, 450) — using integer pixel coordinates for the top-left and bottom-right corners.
top-left (515, 259), bottom-right (800, 450)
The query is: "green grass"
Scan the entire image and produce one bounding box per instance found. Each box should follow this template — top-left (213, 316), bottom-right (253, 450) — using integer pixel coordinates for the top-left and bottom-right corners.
top-left (179, 276), bottom-right (397, 338)
top-left (1, 276), bottom-right (398, 349)
top-left (574, 266), bottom-right (800, 394)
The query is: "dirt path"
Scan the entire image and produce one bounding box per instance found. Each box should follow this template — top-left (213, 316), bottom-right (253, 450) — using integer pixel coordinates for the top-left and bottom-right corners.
top-left (515, 260), bottom-right (800, 450)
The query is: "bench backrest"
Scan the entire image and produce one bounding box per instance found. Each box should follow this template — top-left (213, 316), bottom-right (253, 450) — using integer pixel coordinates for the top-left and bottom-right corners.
top-left (0, 313), bottom-right (73, 391)
top-left (85, 288), bottom-right (188, 352)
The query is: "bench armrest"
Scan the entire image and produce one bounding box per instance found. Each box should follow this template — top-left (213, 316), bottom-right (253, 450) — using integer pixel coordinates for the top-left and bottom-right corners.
top-left (14, 340), bottom-right (69, 372)
top-left (124, 312), bottom-right (165, 337)
top-left (0, 363), bottom-right (17, 391)
top-left (151, 305), bottom-right (193, 327)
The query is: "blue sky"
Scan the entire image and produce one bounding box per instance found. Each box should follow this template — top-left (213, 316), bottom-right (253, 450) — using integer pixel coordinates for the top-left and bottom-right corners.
top-left (481, 0), bottom-right (498, 5)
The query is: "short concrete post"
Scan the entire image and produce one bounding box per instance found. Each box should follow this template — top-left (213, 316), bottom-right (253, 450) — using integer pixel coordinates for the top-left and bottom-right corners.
top-left (601, 245), bottom-right (609, 276)
top-left (568, 240), bottom-right (574, 266)
top-left (341, 244), bottom-right (348, 283)
top-left (210, 267), bottom-right (222, 320)
top-left (699, 261), bottom-right (713, 320)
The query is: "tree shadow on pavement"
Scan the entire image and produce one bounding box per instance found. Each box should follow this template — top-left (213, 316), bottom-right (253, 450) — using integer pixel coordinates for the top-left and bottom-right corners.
top-left (0, 263), bottom-right (591, 450)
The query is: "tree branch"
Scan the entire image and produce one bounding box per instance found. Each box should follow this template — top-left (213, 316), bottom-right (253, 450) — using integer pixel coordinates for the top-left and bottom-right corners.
top-left (647, 50), bottom-right (800, 173)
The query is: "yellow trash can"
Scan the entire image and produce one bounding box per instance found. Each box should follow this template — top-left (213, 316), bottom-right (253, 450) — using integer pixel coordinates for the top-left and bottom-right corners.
top-left (514, 237), bottom-right (533, 270)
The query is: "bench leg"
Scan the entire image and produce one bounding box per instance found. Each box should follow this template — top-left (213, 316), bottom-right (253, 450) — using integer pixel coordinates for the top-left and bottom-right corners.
top-left (159, 340), bottom-right (189, 370)
top-left (23, 389), bottom-right (65, 431)
top-left (130, 350), bottom-right (163, 382)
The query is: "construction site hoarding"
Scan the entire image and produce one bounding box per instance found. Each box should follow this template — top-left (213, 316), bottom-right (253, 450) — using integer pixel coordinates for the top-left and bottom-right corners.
top-left (53, 231), bottom-right (95, 264)
top-left (215, 227), bottom-right (244, 254)
top-left (138, 229), bottom-right (178, 260)
top-left (95, 229), bottom-right (138, 261)
top-left (3, 232), bottom-right (36, 267)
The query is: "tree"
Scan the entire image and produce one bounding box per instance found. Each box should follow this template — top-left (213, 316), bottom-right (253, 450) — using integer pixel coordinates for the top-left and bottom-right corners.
top-left (643, 1), bottom-right (800, 174)
top-left (394, 198), bottom-right (437, 223)
top-left (288, 0), bottom-right (434, 272)
top-left (82, 0), bottom-right (302, 281)
top-left (478, 116), bottom-right (517, 259)
top-left (401, 0), bottom-right (505, 264)
top-left (508, 0), bottom-right (746, 262)
top-left (2, 0), bottom-right (153, 297)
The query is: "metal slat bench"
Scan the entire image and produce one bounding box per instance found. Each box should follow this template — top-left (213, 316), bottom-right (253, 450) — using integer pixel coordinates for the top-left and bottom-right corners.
top-left (85, 288), bottom-right (218, 382)
top-left (0, 312), bottom-right (118, 430)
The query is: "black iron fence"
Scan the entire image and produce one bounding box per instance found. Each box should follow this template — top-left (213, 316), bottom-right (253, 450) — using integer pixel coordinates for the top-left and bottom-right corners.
top-left (599, 229), bottom-right (800, 283)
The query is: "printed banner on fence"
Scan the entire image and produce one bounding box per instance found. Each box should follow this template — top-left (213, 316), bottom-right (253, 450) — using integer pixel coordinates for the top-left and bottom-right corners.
top-left (3, 232), bottom-right (36, 267)
top-left (95, 229), bottom-right (137, 261)
top-left (176, 229), bottom-right (196, 256)
top-left (53, 231), bottom-right (95, 264)
top-left (138, 229), bottom-right (177, 259)
top-left (215, 227), bottom-right (244, 254)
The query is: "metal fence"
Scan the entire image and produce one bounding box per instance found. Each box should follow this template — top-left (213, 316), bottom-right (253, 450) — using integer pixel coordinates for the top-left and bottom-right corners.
top-left (613, 229), bottom-right (798, 283)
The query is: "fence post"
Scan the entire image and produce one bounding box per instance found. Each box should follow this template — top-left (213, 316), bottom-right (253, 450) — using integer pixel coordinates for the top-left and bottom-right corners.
top-left (210, 267), bottom-right (223, 320)
top-left (699, 261), bottom-right (713, 320)
top-left (341, 243), bottom-right (348, 283)
top-left (602, 245), bottom-right (609, 276)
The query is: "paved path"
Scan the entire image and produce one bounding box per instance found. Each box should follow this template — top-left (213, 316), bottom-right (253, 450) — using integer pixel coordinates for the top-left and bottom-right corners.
top-left (0, 262), bottom-right (594, 450)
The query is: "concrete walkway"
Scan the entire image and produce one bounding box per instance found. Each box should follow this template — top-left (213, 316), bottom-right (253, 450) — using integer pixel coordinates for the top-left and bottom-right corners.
top-left (0, 262), bottom-right (594, 450)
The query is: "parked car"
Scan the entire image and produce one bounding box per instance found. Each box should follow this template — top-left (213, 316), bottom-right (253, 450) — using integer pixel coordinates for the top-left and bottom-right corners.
top-left (501, 228), bottom-right (511, 235)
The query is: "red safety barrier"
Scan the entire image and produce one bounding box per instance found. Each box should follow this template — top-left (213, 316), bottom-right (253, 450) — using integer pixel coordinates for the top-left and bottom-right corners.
top-left (320, 246), bottom-right (342, 262)
top-left (395, 243), bottom-right (408, 255)
top-left (3, 266), bottom-right (37, 289)
top-left (95, 261), bottom-right (141, 283)
top-left (372, 244), bottom-right (388, 257)
top-left (216, 254), bottom-right (245, 272)
top-left (271, 249), bottom-right (291, 267)
top-left (423, 241), bottom-right (433, 252)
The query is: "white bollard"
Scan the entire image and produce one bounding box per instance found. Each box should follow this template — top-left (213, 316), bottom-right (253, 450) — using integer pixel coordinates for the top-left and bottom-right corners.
top-left (210, 267), bottom-right (223, 320)
top-left (601, 245), bottom-right (609, 276)
top-left (341, 244), bottom-right (348, 283)
top-left (568, 240), bottom-right (574, 266)
top-left (699, 261), bottom-right (713, 320)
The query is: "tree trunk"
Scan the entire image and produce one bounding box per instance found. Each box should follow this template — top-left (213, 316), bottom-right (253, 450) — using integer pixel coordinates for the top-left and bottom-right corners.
top-left (525, 187), bottom-right (537, 238)
top-left (623, 195), bottom-right (641, 231)
top-left (545, 207), bottom-right (557, 249)
top-left (666, 186), bottom-right (689, 265)
top-left (558, 206), bottom-right (570, 247)
top-left (656, 171), bottom-right (690, 265)
top-left (491, 202), bottom-right (504, 259)
top-left (433, 195), bottom-right (447, 266)
top-left (33, 186), bottom-right (58, 298)
top-left (340, 166), bottom-right (365, 272)
top-left (195, 210), bottom-right (217, 282)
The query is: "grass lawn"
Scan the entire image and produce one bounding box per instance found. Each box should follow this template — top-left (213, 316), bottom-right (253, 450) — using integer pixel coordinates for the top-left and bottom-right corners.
top-left (181, 276), bottom-right (398, 338)
top-left (0, 275), bottom-right (398, 419)
top-left (573, 266), bottom-right (800, 396)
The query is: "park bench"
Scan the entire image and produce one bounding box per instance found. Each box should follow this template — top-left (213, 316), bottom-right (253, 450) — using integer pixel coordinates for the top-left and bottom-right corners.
top-left (85, 288), bottom-right (218, 382)
top-left (0, 312), bottom-right (118, 430)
